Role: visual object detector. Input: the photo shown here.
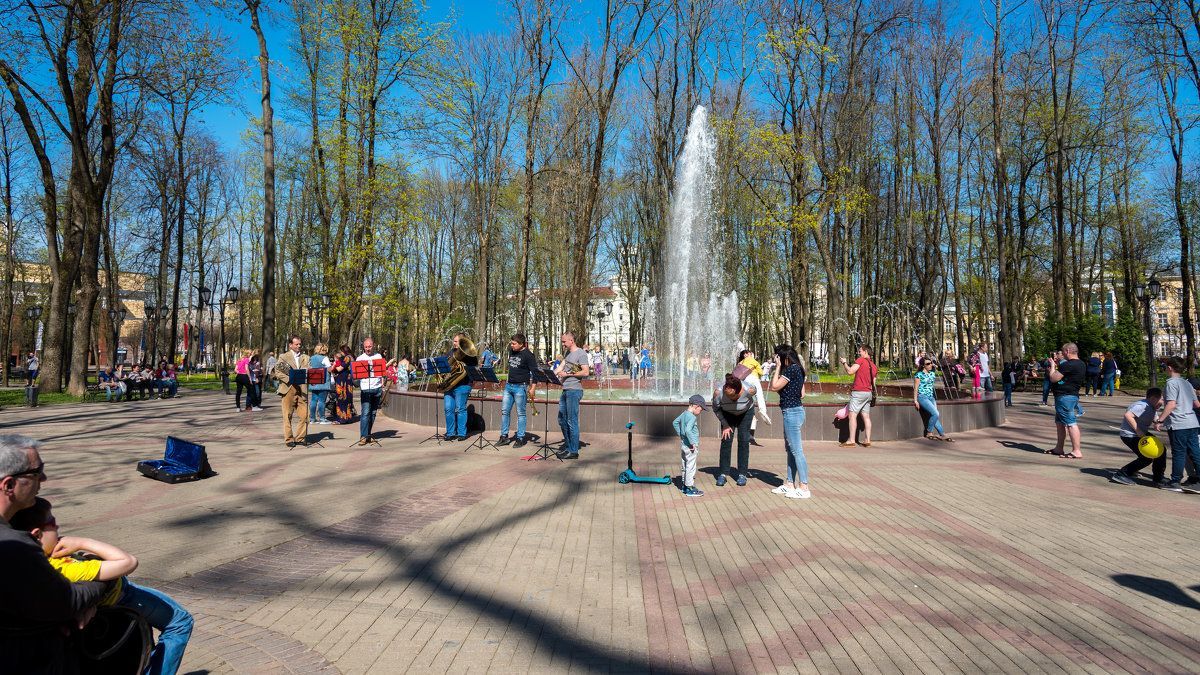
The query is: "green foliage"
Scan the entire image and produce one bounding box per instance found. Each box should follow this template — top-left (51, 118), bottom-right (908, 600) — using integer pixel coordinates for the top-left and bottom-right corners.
top-left (1024, 317), bottom-right (1062, 358)
top-left (1110, 306), bottom-right (1146, 385)
top-left (1025, 312), bottom-right (1111, 359)
top-left (1073, 313), bottom-right (1110, 357)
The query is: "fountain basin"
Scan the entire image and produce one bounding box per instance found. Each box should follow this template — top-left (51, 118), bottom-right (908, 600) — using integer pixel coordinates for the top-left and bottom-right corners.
top-left (382, 386), bottom-right (1005, 442)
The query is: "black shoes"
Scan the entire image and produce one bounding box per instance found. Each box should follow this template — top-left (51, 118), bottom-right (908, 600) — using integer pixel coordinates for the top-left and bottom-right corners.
top-left (512, 437), bottom-right (527, 448)
top-left (555, 448), bottom-right (579, 460)
top-left (496, 435), bottom-right (512, 446)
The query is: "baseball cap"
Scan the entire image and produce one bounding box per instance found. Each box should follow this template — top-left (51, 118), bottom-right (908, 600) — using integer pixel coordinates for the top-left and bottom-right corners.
top-left (688, 394), bottom-right (708, 409)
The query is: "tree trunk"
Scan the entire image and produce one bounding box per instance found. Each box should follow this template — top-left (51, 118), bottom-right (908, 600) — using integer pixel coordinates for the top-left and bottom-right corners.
top-left (247, 0), bottom-right (277, 355)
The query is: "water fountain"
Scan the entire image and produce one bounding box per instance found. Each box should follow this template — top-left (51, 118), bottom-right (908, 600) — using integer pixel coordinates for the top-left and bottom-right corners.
top-left (647, 106), bottom-right (740, 400)
top-left (384, 108), bottom-right (1005, 440)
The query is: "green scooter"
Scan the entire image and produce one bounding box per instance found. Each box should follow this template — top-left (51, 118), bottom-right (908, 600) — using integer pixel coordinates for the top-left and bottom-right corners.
top-left (617, 422), bottom-right (671, 484)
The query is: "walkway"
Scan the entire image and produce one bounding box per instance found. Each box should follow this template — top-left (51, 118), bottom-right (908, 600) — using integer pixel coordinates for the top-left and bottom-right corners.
top-left (3, 388), bottom-right (1198, 673)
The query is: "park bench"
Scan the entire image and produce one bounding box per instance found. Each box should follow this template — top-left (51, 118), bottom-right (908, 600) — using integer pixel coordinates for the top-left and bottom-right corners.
top-left (83, 378), bottom-right (106, 402)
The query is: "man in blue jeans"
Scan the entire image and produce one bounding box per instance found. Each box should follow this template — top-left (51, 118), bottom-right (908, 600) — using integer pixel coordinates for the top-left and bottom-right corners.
top-left (1153, 357), bottom-right (1200, 492)
top-left (1048, 343), bottom-right (1086, 458)
top-left (442, 332), bottom-right (476, 441)
top-left (355, 338), bottom-right (384, 445)
top-left (497, 334), bottom-right (537, 448)
top-left (554, 332), bottom-right (590, 459)
top-left (1039, 354), bottom-right (1055, 405)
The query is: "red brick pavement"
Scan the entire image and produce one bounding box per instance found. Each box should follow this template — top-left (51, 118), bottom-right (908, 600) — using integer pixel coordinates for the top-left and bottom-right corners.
top-left (6, 389), bottom-right (1200, 673)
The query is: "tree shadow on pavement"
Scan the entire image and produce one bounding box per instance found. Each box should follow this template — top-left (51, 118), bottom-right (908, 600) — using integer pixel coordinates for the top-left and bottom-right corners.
top-left (162, 467), bottom-right (693, 673)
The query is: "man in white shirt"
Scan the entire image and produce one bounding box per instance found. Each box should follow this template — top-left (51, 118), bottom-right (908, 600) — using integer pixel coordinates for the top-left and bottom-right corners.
top-left (355, 338), bottom-right (384, 445)
top-left (977, 343), bottom-right (993, 392)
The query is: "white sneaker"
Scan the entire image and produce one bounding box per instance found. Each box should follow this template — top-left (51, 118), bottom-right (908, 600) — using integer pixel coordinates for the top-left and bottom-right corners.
top-left (770, 485), bottom-right (790, 494)
top-left (787, 487), bottom-right (811, 499)
top-left (252, 407), bottom-right (263, 411)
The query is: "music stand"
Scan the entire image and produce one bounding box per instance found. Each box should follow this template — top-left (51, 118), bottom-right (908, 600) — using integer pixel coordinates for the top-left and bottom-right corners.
top-left (526, 367), bottom-right (563, 461)
top-left (278, 369), bottom-right (328, 449)
top-left (463, 366), bottom-right (501, 452)
top-left (347, 358), bottom-right (387, 448)
top-left (419, 356), bottom-right (452, 444)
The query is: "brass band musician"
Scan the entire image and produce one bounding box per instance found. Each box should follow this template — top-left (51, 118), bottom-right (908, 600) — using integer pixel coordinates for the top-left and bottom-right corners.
top-left (438, 332), bottom-right (477, 440)
top-left (553, 332), bottom-right (591, 459)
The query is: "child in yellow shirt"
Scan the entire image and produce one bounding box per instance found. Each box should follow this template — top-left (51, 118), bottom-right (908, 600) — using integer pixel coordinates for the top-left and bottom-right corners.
top-left (12, 497), bottom-right (193, 675)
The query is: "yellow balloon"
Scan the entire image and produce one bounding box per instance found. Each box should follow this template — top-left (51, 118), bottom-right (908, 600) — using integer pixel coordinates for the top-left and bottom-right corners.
top-left (1138, 435), bottom-right (1165, 459)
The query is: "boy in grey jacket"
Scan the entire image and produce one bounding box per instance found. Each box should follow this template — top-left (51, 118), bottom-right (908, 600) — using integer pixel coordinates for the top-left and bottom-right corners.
top-left (673, 394), bottom-right (707, 496)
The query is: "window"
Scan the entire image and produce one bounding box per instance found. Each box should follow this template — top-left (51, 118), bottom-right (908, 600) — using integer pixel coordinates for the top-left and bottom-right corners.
top-left (1158, 313), bottom-right (1169, 330)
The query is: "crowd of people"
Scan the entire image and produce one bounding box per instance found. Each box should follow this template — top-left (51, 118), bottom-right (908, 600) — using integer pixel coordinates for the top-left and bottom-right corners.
top-left (97, 361), bottom-right (182, 401)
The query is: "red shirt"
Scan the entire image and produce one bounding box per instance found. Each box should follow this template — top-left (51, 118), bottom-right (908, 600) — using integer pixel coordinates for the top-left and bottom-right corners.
top-left (852, 357), bottom-right (877, 392)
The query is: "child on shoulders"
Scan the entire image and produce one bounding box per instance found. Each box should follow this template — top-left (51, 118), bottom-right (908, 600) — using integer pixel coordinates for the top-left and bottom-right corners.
top-left (11, 497), bottom-right (194, 675)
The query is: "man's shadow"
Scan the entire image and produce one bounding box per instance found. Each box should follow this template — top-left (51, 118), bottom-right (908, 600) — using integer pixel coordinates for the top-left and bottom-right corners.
top-left (1113, 574), bottom-right (1200, 611)
top-left (998, 439), bottom-right (1048, 454)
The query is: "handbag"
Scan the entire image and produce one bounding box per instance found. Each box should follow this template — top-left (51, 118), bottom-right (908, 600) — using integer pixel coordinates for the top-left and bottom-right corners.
top-left (732, 364), bottom-right (752, 381)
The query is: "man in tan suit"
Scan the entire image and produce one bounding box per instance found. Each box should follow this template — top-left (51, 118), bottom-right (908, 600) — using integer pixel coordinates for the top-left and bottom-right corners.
top-left (273, 335), bottom-right (310, 445)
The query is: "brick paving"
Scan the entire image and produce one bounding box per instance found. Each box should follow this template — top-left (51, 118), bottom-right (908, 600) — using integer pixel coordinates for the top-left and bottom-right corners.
top-left (3, 388), bottom-right (1200, 673)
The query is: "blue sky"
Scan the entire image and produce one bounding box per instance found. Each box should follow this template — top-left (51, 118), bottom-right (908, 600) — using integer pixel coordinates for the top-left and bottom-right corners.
top-left (197, 0), bottom-right (506, 149)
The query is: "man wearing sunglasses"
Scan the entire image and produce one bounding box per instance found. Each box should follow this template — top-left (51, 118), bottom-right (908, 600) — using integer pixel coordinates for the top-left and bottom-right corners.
top-left (0, 434), bottom-right (108, 671)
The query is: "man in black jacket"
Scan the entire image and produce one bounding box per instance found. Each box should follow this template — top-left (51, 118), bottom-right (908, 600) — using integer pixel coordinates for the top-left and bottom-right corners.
top-left (498, 334), bottom-right (538, 448)
top-left (0, 434), bottom-right (108, 673)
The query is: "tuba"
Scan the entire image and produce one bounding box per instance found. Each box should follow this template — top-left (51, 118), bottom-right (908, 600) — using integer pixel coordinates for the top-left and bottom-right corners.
top-left (437, 335), bottom-right (478, 393)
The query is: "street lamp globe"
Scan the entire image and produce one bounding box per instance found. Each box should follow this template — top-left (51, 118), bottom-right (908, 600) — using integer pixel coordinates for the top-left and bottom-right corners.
top-left (199, 286), bottom-right (212, 305)
top-left (321, 292), bottom-right (332, 307)
top-left (1134, 283), bottom-right (1146, 300)
top-left (108, 308), bottom-right (118, 322)
top-left (1148, 278), bottom-right (1162, 299)
top-left (605, 301), bottom-right (613, 314)
top-left (304, 294), bottom-right (314, 310)
top-left (226, 286), bottom-right (239, 303)
top-left (159, 305), bottom-right (171, 320)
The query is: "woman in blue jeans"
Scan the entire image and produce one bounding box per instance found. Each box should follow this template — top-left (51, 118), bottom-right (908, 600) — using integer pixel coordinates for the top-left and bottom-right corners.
top-left (766, 344), bottom-right (810, 498)
top-left (308, 343), bottom-right (332, 423)
top-left (914, 357), bottom-right (955, 441)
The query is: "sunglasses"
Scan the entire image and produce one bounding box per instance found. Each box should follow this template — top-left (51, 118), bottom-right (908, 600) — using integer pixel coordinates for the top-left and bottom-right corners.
top-left (8, 462), bottom-right (45, 480)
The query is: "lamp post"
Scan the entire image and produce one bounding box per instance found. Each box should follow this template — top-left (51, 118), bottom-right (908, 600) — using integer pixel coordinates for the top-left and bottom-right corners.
top-left (147, 303), bottom-right (157, 364)
top-left (1135, 277), bottom-right (1163, 387)
top-left (65, 303), bottom-right (75, 387)
top-left (24, 305), bottom-right (41, 357)
top-left (219, 286), bottom-right (238, 393)
top-left (304, 293), bottom-right (316, 340)
top-left (321, 292), bottom-right (332, 343)
top-left (150, 304), bottom-right (170, 365)
top-left (108, 307), bottom-right (127, 364)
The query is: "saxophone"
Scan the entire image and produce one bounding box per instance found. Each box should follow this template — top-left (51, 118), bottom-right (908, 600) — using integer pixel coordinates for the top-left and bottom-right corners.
top-left (437, 336), bottom-right (478, 393)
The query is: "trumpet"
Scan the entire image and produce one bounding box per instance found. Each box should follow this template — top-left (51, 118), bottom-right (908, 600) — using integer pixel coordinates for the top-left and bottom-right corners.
top-left (530, 396), bottom-right (539, 416)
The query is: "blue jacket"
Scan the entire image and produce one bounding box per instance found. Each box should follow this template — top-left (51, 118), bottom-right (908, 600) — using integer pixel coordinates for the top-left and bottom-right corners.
top-left (672, 411), bottom-right (699, 448)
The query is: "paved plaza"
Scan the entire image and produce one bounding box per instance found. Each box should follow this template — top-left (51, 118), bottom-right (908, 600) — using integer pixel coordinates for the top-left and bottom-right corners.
top-left (3, 388), bottom-right (1200, 673)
